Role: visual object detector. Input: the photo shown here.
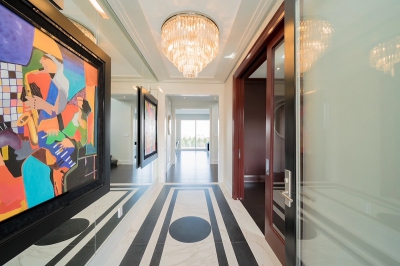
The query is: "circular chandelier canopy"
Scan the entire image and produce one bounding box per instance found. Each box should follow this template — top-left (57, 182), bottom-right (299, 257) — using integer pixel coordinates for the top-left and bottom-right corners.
top-left (161, 12), bottom-right (219, 78)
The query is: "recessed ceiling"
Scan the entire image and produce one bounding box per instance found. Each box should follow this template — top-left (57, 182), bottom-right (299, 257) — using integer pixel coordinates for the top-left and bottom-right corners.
top-left (62, 0), bottom-right (280, 84)
top-left (169, 95), bottom-right (218, 104)
top-left (175, 109), bottom-right (210, 115)
top-left (107, 0), bottom-right (278, 83)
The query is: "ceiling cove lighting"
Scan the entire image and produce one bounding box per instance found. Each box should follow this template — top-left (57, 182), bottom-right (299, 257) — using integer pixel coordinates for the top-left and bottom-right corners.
top-left (370, 36), bottom-right (400, 77)
top-left (161, 12), bottom-right (219, 78)
top-left (88, 0), bottom-right (109, 19)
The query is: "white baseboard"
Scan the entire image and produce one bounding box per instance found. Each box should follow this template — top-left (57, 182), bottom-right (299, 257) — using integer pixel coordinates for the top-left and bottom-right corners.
top-left (117, 160), bottom-right (132, 165)
top-left (224, 180), bottom-right (233, 196)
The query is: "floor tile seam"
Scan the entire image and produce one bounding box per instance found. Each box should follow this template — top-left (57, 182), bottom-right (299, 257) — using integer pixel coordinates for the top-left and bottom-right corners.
top-left (43, 189), bottom-right (137, 265)
top-left (90, 184), bottom-right (163, 266)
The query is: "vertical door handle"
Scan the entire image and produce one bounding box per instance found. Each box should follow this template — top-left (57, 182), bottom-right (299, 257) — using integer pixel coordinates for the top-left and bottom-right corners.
top-left (280, 169), bottom-right (293, 207)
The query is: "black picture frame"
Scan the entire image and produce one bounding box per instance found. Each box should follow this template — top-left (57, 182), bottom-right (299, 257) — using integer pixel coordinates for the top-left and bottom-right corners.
top-left (138, 87), bottom-right (158, 168)
top-left (0, 0), bottom-right (111, 264)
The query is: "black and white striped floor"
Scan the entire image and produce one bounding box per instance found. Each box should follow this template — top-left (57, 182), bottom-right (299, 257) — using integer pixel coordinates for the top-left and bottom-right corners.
top-left (5, 152), bottom-right (280, 266)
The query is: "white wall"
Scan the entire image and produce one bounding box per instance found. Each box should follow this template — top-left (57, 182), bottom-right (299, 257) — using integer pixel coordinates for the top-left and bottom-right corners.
top-left (222, 0), bottom-right (284, 193)
top-left (211, 102), bottom-right (219, 165)
top-left (110, 80), bottom-right (159, 183)
top-left (165, 97), bottom-right (172, 171)
top-left (110, 98), bottom-right (134, 164)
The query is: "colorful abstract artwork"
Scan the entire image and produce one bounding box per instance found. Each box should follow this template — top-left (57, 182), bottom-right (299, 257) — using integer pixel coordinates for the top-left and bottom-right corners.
top-left (144, 99), bottom-right (157, 156)
top-left (0, 4), bottom-right (98, 222)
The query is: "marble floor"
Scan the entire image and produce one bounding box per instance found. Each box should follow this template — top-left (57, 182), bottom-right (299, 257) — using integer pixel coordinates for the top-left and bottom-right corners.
top-left (5, 151), bottom-right (281, 266)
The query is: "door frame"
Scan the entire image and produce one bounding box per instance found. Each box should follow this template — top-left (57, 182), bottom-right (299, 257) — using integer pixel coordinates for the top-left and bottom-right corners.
top-left (232, 2), bottom-right (298, 265)
top-left (284, 1), bottom-right (297, 265)
top-left (265, 28), bottom-right (285, 264)
top-left (232, 3), bottom-right (285, 200)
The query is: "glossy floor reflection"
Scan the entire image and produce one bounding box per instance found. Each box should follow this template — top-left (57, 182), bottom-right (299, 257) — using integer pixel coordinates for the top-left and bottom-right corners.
top-left (6, 155), bottom-right (281, 266)
top-left (166, 151), bottom-right (218, 183)
top-left (241, 182), bottom-right (265, 234)
top-left (110, 159), bottom-right (154, 184)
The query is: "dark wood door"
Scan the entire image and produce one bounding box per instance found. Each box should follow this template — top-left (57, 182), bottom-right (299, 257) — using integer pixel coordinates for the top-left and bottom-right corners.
top-left (265, 28), bottom-right (286, 264)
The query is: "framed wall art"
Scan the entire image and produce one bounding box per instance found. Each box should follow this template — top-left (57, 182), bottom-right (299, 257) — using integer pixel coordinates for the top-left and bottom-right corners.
top-left (138, 87), bottom-right (158, 168)
top-left (0, 0), bottom-right (111, 263)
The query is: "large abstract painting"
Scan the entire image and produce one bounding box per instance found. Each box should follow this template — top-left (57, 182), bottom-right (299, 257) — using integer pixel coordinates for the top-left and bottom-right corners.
top-left (138, 87), bottom-right (158, 168)
top-left (0, 3), bottom-right (99, 223)
top-left (0, 2), bottom-right (110, 261)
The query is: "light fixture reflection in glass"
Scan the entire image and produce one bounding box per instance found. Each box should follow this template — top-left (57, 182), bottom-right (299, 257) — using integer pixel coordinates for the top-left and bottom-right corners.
top-left (370, 36), bottom-right (400, 77)
top-left (161, 13), bottom-right (219, 78)
top-left (300, 19), bottom-right (333, 73)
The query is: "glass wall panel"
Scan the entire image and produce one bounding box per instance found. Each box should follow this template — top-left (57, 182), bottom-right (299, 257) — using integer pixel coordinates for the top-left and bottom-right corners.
top-left (273, 40), bottom-right (286, 240)
top-left (181, 120), bottom-right (196, 149)
top-left (297, 1), bottom-right (400, 265)
top-left (196, 120), bottom-right (210, 149)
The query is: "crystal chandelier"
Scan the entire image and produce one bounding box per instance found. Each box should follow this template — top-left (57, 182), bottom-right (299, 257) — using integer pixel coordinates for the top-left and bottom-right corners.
top-left (161, 13), bottom-right (219, 78)
top-left (69, 18), bottom-right (97, 43)
top-left (370, 36), bottom-right (400, 77)
top-left (300, 19), bottom-right (333, 73)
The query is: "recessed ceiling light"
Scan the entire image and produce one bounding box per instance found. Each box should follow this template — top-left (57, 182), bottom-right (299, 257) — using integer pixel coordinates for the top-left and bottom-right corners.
top-left (282, 55), bottom-right (285, 59)
top-left (158, 86), bottom-right (164, 93)
top-left (276, 67), bottom-right (281, 70)
top-left (88, 0), bottom-right (109, 19)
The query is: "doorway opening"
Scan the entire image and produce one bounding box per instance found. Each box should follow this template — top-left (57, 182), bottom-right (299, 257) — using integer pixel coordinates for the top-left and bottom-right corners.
top-left (232, 3), bottom-right (285, 264)
top-left (165, 95), bottom-right (219, 183)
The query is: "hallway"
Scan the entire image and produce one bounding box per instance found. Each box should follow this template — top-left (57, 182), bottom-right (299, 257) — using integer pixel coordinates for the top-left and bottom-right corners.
top-left (5, 156), bottom-right (280, 266)
top-left (166, 150), bottom-right (218, 183)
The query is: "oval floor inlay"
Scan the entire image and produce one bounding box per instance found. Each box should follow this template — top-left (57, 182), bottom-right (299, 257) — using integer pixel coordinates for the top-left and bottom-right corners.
top-left (35, 218), bottom-right (90, 246)
top-left (169, 216), bottom-right (211, 243)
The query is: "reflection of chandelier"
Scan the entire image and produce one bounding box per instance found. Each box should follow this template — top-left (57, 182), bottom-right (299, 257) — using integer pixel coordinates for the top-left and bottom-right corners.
top-left (300, 20), bottom-right (333, 73)
top-left (69, 19), bottom-right (96, 43)
top-left (161, 13), bottom-right (219, 78)
top-left (370, 37), bottom-right (400, 77)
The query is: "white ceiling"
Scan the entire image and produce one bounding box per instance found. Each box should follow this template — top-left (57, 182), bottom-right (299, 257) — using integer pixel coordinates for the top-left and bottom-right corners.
top-left (169, 95), bottom-right (218, 103)
top-left (175, 109), bottom-right (210, 115)
top-left (61, 0), bottom-right (279, 84)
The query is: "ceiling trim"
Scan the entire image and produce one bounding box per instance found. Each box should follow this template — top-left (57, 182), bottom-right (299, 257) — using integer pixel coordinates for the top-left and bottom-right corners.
top-left (103, 0), bottom-right (159, 81)
top-left (221, 0), bottom-right (279, 82)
